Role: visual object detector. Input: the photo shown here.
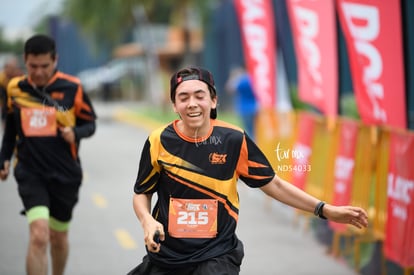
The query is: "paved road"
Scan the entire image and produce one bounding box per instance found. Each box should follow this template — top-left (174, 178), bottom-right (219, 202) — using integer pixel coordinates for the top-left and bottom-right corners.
top-left (0, 101), bottom-right (357, 275)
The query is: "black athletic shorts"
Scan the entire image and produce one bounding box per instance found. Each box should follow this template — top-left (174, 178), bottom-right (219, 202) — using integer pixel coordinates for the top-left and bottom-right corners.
top-left (14, 164), bottom-right (81, 222)
top-left (127, 239), bottom-right (244, 275)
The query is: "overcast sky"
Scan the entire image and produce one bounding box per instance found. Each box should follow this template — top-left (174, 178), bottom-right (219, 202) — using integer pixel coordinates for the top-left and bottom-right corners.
top-left (0, 0), bottom-right (64, 40)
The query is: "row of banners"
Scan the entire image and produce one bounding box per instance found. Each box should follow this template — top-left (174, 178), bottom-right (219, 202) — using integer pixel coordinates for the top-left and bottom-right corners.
top-left (234, 0), bottom-right (412, 268)
top-left (234, 0), bottom-right (407, 128)
top-left (289, 113), bottom-right (414, 268)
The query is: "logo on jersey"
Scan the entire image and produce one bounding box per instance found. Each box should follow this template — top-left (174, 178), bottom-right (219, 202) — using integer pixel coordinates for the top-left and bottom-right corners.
top-left (209, 152), bottom-right (227, 164)
top-left (51, 92), bottom-right (65, 100)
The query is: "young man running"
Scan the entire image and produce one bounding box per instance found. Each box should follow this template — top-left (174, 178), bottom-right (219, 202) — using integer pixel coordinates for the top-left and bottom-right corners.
top-left (128, 66), bottom-right (368, 275)
top-left (0, 34), bottom-right (97, 275)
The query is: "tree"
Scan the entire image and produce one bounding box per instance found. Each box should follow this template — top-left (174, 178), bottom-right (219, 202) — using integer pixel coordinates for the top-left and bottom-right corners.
top-left (62, 0), bottom-right (217, 57)
top-left (62, 0), bottom-right (174, 49)
top-left (0, 29), bottom-right (25, 54)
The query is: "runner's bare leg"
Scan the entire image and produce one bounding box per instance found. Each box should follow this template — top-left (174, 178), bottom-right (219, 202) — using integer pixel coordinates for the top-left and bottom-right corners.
top-left (27, 219), bottom-right (48, 275)
top-left (50, 229), bottom-right (69, 275)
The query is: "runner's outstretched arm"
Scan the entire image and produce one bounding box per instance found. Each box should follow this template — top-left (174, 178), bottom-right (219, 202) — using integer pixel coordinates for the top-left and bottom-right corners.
top-left (260, 175), bottom-right (368, 229)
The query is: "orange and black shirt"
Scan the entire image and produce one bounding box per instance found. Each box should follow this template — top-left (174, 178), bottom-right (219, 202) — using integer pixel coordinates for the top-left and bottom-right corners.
top-left (0, 71), bottom-right (96, 182)
top-left (0, 70), bottom-right (11, 120)
top-left (134, 119), bottom-right (275, 268)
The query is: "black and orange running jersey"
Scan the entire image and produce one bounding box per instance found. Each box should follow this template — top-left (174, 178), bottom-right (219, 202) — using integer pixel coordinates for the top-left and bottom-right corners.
top-left (134, 119), bottom-right (275, 268)
top-left (0, 71), bottom-right (96, 182)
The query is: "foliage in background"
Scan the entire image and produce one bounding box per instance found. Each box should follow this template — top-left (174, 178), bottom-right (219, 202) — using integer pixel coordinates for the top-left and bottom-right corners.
top-left (61, 0), bottom-right (218, 55)
top-left (289, 84), bottom-right (361, 120)
top-left (289, 85), bottom-right (315, 112)
top-left (62, 0), bottom-right (138, 50)
top-left (0, 29), bottom-right (25, 54)
top-left (340, 94), bottom-right (360, 119)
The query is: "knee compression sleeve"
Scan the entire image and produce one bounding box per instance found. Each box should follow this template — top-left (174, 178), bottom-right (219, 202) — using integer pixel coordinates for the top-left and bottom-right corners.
top-left (26, 206), bottom-right (49, 224)
top-left (49, 217), bottom-right (70, 232)
top-left (26, 206), bottom-right (70, 231)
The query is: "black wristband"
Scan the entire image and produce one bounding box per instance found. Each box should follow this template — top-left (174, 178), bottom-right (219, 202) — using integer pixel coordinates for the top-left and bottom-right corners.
top-left (314, 201), bottom-right (327, 220)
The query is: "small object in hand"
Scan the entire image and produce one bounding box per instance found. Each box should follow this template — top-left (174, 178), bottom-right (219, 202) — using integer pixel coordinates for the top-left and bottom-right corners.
top-left (153, 230), bottom-right (160, 244)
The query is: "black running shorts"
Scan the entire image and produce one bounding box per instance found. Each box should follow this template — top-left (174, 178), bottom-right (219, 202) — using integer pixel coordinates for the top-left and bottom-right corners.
top-left (14, 164), bottom-right (81, 223)
top-left (127, 239), bottom-right (244, 275)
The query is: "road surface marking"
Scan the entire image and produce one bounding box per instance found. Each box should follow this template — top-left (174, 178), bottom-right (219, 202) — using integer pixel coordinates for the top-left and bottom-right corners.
top-left (92, 193), bottom-right (108, 208)
top-left (115, 229), bottom-right (138, 250)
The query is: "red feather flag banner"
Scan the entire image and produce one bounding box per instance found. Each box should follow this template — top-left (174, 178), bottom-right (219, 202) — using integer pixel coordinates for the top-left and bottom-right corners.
top-left (329, 119), bottom-right (359, 233)
top-left (234, 0), bottom-right (277, 109)
top-left (286, 0), bottom-right (338, 116)
top-left (290, 112), bottom-right (317, 190)
top-left (384, 130), bottom-right (414, 268)
top-left (337, 0), bottom-right (407, 129)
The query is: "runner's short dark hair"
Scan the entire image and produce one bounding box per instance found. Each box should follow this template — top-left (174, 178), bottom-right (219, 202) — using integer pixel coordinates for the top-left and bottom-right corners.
top-left (24, 34), bottom-right (56, 59)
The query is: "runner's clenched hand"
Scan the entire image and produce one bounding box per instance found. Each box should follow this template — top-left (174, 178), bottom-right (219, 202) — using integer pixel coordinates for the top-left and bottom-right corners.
top-left (142, 218), bottom-right (165, 253)
top-left (0, 160), bottom-right (10, 180)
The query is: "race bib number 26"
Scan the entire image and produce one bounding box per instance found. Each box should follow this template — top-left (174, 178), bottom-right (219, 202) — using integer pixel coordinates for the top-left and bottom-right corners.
top-left (168, 198), bottom-right (218, 238)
